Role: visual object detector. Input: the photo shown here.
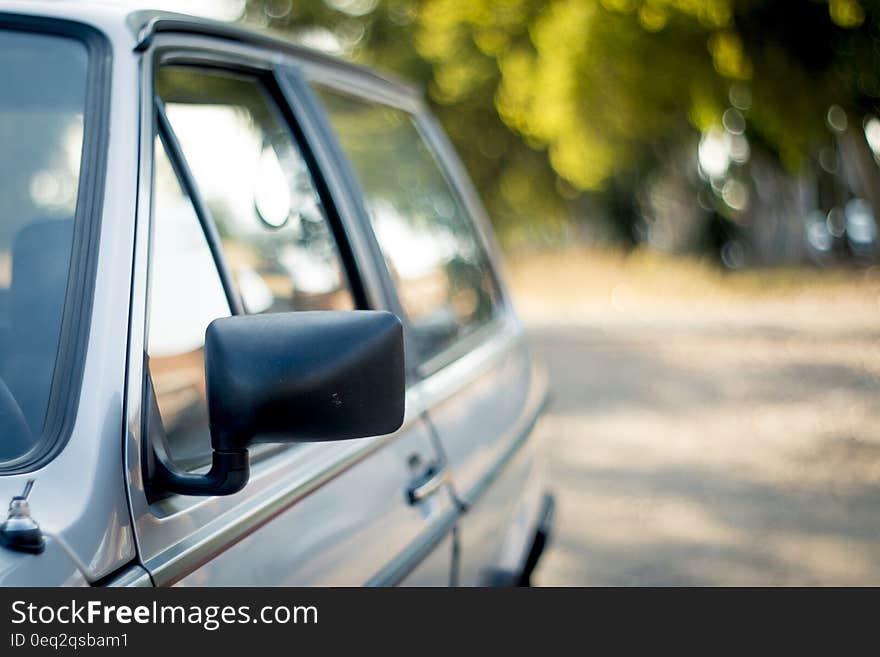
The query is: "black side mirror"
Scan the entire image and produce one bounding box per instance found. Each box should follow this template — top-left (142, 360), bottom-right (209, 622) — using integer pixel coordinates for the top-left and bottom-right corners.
top-left (152, 311), bottom-right (405, 496)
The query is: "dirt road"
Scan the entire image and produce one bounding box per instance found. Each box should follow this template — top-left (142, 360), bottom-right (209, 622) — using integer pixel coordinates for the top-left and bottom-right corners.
top-left (511, 253), bottom-right (880, 584)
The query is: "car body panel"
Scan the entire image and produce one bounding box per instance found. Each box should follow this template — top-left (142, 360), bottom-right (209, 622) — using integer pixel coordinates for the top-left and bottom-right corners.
top-left (414, 320), bottom-right (548, 584)
top-left (0, 539), bottom-right (88, 587)
top-left (125, 30), bottom-right (457, 587)
top-left (0, 0), bottom-right (140, 583)
top-left (285, 58), bottom-right (550, 584)
top-left (172, 415), bottom-right (456, 586)
top-left (0, 2), bottom-right (549, 586)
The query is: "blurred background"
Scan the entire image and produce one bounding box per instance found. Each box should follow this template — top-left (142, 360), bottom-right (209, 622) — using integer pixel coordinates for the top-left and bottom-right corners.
top-left (123, 0), bottom-right (880, 584)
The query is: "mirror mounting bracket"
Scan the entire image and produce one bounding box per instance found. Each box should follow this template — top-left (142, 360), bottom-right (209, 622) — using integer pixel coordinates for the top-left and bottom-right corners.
top-left (143, 364), bottom-right (250, 499)
top-left (151, 448), bottom-right (249, 497)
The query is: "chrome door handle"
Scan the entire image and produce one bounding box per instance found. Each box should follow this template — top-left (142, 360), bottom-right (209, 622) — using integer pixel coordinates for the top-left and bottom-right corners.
top-left (406, 462), bottom-right (448, 505)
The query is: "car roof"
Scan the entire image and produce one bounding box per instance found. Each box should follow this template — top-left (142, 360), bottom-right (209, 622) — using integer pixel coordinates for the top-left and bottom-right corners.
top-left (0, 2), bottom-right (418, 100)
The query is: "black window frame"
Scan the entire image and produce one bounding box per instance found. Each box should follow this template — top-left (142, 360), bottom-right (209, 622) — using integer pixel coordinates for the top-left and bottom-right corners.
top-left (150, 57), bottom-right (369, 316)
top-left (142, 51), bottom-right (369, 475)
top-left (0, 14), bottom-right (111, 473)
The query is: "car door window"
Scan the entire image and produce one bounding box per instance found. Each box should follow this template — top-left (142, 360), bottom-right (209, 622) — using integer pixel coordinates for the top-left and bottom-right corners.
top-left (147, 137), bottom-right (232, 469)
top-left (156, 67), bottom-right (354, 314)
top-left (313, 88), bottom-right (501, 365)
top-left (149, 67), bottom-right (358, 470)
top-left (0, 30), bottom-right (89, 463)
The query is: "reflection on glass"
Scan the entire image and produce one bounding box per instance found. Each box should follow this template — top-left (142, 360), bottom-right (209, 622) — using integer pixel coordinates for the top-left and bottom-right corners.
top-left (0, 30), bottom-right (88, 462)
top-left (156, 67), bottom-right (354, 314)
top-left (255, 145), bottom-right (292, 228)
top-left (148, 139), bottom-right (231, 469)
top-left (314, 88), bottom-right (500, 363)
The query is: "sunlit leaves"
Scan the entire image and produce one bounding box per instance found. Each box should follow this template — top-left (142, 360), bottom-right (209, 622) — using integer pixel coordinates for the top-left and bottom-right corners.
top-left (707, 30), bottom-right (751, 79)
top-left (241, 0), bottom-right (880, 244)
top-left (491, 0), bottom-right (726, 189)
top-left (829, 0), bottom-right (865, 27)
top-left (420, 0), bottom-right (880, 191)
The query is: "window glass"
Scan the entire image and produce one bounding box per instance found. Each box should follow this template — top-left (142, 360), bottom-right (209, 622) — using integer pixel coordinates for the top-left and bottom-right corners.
top-left (0, 30), bottom-right (89, 462)
top-left (313, 88), bottom-right (501, 364)
top-left (157, 67), bottom-right (353, 314)
top-left (147, 138), bottom-right (231, 469)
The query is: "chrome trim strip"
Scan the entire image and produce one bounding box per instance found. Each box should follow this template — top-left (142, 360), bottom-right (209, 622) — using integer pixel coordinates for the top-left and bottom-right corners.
top-left (143, 391), bottom-right (425, 585)
top-left (365, 505), bottom-right (459, 587)
top-left (143, 322), bottom-right (530, 584)
top-left (128, 11), bottom-right (419, 98)
top-left (103, 564), bottom-right (153, 588)
top-left (366, 349), bottom-right (549, 587)
top-left (142, 317), bottom-right (523, 583)
top-left (410, 313), bottom-right (522, 413)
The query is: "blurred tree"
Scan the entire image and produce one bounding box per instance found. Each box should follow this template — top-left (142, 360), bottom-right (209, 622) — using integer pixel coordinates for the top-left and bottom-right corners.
top-left (242, 0), bottom-right (880, 258)
top-left (242, 0), bottom-right (571, 247)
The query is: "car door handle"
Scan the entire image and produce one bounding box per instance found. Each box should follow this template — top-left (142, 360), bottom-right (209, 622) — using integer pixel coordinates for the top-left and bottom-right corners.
top-left (406, 462), bottom-right (448, 505)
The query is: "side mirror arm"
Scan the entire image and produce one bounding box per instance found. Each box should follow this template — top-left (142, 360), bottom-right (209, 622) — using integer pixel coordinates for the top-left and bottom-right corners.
top-left (151, 448), bottom-right (249, 497)
top-left (143, 365), bottom-right (250, 498)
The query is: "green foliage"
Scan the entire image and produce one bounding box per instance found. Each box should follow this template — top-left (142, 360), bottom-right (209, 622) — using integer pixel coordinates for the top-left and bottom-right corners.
top-left (243, 0), bottom-right (569, 245)
top-left (243, 0), bottom-right (880, 246)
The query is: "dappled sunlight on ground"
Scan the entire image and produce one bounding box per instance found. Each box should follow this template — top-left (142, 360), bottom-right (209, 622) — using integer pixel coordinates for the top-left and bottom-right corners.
top-left (510, 250), bottom-right (880, 585)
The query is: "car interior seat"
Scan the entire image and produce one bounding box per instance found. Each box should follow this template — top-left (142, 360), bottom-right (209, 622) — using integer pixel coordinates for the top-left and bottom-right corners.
top-left (2, 218), bottom-right (74, 450)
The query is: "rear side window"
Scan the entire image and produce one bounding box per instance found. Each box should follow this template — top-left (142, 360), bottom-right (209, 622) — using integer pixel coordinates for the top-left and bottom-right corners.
top-left (313, 88), bottom-right (501, 366)
top-left (0, 28), bottom-right (90, 464)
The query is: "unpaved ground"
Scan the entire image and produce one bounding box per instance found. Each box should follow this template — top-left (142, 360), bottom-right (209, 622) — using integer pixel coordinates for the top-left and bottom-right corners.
top-left (509, 250), bottom-right (880, 585)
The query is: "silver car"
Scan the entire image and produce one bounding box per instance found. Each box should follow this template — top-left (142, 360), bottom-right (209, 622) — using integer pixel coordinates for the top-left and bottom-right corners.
top-left (0, 2), bottom-right (552, 587)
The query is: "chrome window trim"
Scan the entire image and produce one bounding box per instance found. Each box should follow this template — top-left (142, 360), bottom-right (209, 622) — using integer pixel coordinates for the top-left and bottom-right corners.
top-left (365, 504), bottom-right (460, 587)
top-left (410, 313), bottom-right (522, 413)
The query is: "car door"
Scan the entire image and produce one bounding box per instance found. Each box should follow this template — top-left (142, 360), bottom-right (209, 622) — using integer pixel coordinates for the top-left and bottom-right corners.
top-left (124, 35), bottom-right (457, 586)
top-left (308, 81), bottom-right (548, 585)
